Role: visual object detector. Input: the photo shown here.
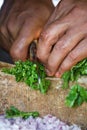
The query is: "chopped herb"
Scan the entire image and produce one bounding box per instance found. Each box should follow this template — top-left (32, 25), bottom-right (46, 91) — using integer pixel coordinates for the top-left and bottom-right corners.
top-left (62, 59), bottom-right (87, 107)
top-left (2, 60), bottom-right (51, 94)
top-left (2, 59), bottom-right (87, 108)
top-left (5, 106), bottom-right (39, 119)
top-left (65, 84), bottom-right (87, 107)
top-left (62, 59), bottom-right (87, 89)
top-left (62, 71), bottom-right (71, 89)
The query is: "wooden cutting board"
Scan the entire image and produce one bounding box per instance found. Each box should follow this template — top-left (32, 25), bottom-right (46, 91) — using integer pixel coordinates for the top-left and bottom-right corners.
top-left (0, 61), bottom-right (87, 130)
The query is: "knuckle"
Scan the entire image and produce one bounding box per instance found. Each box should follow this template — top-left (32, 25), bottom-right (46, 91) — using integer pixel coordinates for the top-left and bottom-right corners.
top-left (10, 47), bottom-right (22, 61)
top-left (68, 51), bottom-right (77, 62)
top-left (40, 30), bottom-right (51, 44)
top-left (54, 41), bottom-right (68, 53)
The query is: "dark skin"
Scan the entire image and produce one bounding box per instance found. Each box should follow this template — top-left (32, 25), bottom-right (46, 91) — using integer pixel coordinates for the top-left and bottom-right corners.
top-left (0, 0), bottom-right (87, 78)
top-left (0, 0), bottom-right (54, 61)
top-left (37, 0), bottom-right (87, 77)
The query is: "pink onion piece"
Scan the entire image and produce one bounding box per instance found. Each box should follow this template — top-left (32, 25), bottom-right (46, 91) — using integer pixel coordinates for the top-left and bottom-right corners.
top-left (0, 114), bottom-right (81, 130)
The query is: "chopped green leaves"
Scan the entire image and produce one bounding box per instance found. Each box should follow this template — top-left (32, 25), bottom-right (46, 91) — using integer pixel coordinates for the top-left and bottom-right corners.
top-left (2, 59), bottom-right (87, 108)
top-left (62, 71), bottom-right (71, 89)
top-left (62, 59), bottom-right (87, 88)
top-left (62, 59), bottom-right (87, 107)
top-left (65, 84), bottom-right (87, 107)
top-left (5, 106), bottom-right (39, 119)
top-left (2, 60), bottom-right (50, 94)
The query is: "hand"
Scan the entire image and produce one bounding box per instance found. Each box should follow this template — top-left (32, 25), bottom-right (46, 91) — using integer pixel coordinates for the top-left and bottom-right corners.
top-left (37, 0), bottom-right (87, 77)
top-left (0, 0), bottom-right (54, 61)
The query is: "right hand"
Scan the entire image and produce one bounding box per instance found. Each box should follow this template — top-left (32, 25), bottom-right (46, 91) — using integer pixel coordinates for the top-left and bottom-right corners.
top-left (0, 0), bottom-right (54, 61)
top-left (37, 0), bottom-right (87, 77)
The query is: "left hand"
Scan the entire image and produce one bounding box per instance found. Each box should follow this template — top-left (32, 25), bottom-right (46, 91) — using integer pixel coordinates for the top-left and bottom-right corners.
top-left (37, 0), bottom-right (87, 77)
top-left (0, 0), bottom-right (54, 61)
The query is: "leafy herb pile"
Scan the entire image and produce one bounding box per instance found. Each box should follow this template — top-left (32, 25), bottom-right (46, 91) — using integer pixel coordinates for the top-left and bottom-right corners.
top-left (62, 59), bottom-right (87, 107)
top-left (5, 106), bottom-right (39, 119)
top-left (2, 59), bottom-right (87, 108)
top-left (3, 60), bottom-right (50, 94)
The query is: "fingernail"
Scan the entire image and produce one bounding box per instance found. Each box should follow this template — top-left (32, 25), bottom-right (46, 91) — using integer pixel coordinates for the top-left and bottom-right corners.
top-left (55, 72), bottom-right (62, 78)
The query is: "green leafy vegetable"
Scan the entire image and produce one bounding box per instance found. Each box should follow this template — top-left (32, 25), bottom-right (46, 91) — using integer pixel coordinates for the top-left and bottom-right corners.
top-left (65, 84), bottom-right (87, 107)
top-left (2, 59), bottom-right (87, 108)
top-left (62, 59), bottom-right (87, 107)
top-left (2, 60), bottom-right (50, 93)
top-left (62, 71), bottom-right (71, 89)
top-left (62, 59), bottom-right (87, 89)
top-left (5, 106), bottom-right (39, 119)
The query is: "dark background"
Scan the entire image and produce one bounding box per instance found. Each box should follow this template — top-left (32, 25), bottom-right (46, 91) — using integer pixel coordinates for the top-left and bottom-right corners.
top-left (0, 48), bottom-right (13, 64)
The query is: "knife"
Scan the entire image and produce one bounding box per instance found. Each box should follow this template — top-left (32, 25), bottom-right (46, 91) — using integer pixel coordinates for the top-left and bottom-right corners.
top-left (29, 41), bottom-right (60, 81)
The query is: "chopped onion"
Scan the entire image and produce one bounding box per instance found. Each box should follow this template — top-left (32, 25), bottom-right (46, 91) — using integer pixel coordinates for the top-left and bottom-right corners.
top-left (0, 114), bottom-right (81, 130)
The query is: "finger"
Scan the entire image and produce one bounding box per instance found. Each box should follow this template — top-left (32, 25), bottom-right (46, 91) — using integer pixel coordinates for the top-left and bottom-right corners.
top-left (56, 38), bottom-right (87, 77)
top-left (37, 21), bottom-right (69, 64)
top-left (46, 1), bottom-right (75, 26)
top-left (46, 28), bottom-right (85, 76)
top-left (10, 20), bottom-right (41, 61)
